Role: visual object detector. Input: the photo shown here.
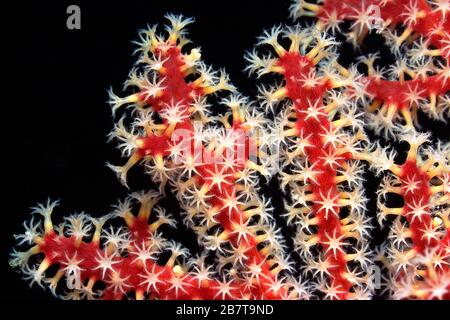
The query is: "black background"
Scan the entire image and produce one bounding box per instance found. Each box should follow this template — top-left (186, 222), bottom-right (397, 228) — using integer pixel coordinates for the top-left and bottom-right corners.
top-left (2, 0), bottom-right (449, 302)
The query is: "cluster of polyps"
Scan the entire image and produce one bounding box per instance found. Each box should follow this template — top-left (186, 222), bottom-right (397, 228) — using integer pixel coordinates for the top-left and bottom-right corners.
top-left (10, 1), bottom-right (450, 300)
top-left (247, 26), bottom-right (375, 299)
top-left (9, 14), bottom-right (304, 300)
top-left (292, 0), bottom-right (450, 138)
top-left (290, 0), bottom-right (449, 299)
top-left (370, 132), bottom-right (450, 299)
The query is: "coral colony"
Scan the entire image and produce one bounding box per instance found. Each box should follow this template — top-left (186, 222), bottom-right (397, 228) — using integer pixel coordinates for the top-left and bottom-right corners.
top-left (9, 0), bottom-right (450, 300)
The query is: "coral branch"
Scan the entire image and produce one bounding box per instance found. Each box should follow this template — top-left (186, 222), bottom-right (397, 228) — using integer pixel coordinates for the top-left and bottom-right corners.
top-left (249, 25), bottom-right (375, 299)
top-left (291, 0), bottom-right (450, 136)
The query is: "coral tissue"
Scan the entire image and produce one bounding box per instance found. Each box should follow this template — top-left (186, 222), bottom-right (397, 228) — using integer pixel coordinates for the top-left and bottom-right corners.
top-left (10, 1), bottom-right (450, 300)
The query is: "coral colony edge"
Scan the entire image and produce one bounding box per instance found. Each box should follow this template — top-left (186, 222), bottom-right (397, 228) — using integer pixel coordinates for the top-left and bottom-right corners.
top-left (9, 0), bottom-right (450, 300)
